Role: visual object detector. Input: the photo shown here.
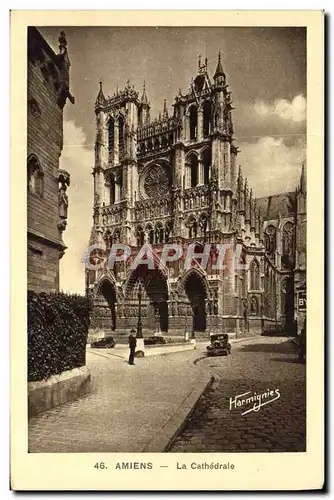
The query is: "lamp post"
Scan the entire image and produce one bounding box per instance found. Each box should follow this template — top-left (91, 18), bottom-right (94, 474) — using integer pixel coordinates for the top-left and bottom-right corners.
top-left (136, 280), bottom-right (145, 354)
top-left (154, 304), bottom-right (161, 336)
top-left (137, 280), bottom-right (143, 338)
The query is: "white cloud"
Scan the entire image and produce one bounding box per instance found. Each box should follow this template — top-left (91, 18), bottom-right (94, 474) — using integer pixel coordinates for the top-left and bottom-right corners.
top-left (59, 121), bottom-right (94, 295)
top-left (254, 94), bottom-right (306, 123)
top-left (238, 135), bottom-right (306, 197)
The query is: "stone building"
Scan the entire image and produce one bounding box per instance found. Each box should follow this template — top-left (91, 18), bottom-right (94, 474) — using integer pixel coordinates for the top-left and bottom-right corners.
top-left (27, 27), bottom-right (74, 292)
top-left (86, 54), bottom-right (306, 339)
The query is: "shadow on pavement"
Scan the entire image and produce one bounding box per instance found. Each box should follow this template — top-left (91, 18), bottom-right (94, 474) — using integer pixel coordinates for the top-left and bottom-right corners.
top-left (270, 357), bottom-right (304, 364)
top-left (239, 340), bottom-right (295, 354)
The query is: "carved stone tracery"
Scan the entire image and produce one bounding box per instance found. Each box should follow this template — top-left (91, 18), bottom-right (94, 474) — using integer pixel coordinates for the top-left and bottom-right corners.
top-left (143, 164), bottom-right (170, 199)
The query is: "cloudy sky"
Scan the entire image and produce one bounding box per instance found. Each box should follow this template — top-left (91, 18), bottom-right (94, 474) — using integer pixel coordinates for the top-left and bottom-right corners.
top-left (39, 26), bottom-right (306, 294)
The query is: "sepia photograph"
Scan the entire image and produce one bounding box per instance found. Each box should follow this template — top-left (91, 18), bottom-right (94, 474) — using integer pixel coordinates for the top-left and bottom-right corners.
top-left (10, 9), bottom-right (324, 491)
top-left (26, 23), bottom-right (307, 454)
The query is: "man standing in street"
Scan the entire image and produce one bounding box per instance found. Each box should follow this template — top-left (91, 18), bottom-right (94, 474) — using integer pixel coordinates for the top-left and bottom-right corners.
top-left (128, 329), bottom-right (137, 365)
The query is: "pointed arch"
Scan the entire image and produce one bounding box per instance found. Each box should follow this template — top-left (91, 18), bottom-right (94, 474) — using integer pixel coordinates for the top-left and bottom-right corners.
top-left (28, 154), bottom-right (44, 196)
top-left (265, 225), bottom-right (276, 259)
top-left (177, 267), bottom-right (209, 333)
top-left (185, 152), bottom-right (199, 188)
top-left (106, 172), bottom-right (115, 205)
top-left (282, 221), bottom-right (295, 269)
top-left (92, 275), bottom-right (117, 331)
top-left (202, 100), bottom-right (212, 137)
top-left (189, 104), bottom-right (198, 140)
top-left (122, 261), bottom-right (170, 333)
top-left (108, 117), bottom-right (114, 163)
top-left (95, 272), bottom-right (117, 297)
top-left (176, 266), bottom-right (210, 298)
top-left (249, 296), bottom-right (259, 316)
top-left (201, 147), bottom-right (212, 185)
top-left (249, 258), bottom-right (260, 290)
top-left (118, 115), bottom-right (124, 158)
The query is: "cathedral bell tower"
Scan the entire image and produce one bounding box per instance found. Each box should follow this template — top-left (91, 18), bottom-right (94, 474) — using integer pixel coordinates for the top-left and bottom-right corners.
top-left (93, 80), bottom-right (107, 240)
top-left (209, 52), bottom-right (237, 236)
top-left (93, 79), bottom-right (140, 246)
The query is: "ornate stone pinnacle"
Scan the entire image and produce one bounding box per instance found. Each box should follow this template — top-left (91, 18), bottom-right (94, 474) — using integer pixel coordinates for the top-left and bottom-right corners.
top-left (58, 30), bottom-right (67, 53)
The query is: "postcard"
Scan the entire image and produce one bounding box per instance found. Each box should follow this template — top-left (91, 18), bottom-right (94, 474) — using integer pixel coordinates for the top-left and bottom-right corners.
top-left (11, 9), bottom-right (324, 491)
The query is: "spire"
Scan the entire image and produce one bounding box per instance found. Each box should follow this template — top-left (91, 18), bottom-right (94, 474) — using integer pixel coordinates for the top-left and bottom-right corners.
top-left (299, 163), bottom-right (306, 193)
top-left (237, 165), bottom-right (244, 192)
top-left (238, 165), bottom-right (242, 176)
top-left (244, 179), bottom-right (251, 222)
top-left (163, 99), bottom-right (168, 119)
top-left (214, 51), bottom-right (224, 79)
top-left (95, 79), bottom-right (105, 107)
top-left (141, 81), bottom-right (149, 105)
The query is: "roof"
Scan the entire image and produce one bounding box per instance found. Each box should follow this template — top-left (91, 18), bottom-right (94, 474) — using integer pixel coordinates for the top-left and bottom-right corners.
top-left (214, 52), bottom-right (224, 79)
top-left (256, 192), bottom-right (296, 221)
top-left (28, 27), bottom-right (62, 70)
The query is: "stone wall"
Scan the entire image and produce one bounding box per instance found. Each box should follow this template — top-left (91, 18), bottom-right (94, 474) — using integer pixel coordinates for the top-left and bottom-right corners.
top-left (28, 239), bottom-right (60, 293)
top-left (28, 366), bottom-right (91, 417)
top-left (27, 27), bottom-right (72, 292)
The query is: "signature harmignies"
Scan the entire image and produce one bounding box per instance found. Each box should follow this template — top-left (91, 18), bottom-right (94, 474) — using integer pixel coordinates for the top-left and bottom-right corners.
top-left (229, 388), bottom-right (281, 416)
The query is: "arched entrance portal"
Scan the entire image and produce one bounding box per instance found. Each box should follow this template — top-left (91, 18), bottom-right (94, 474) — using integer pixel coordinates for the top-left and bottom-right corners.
top-left (184, 271), bottom-right (207, 334)
top-left (92, 279), bottom-right (117, 331)
top-left (146, 272), bottom-right (169, 333)
top-left (125, 266), bottom-right (169, 334)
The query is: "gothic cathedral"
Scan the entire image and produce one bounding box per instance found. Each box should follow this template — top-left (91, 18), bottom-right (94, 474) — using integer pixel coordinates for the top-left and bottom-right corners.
top-left (86, 54), bottom-right (306, 340)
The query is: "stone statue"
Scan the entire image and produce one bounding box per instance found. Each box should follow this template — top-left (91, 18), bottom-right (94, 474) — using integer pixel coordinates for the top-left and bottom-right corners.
top-left (59, 183), bottom-right (68, 219)
top-left (208, 298), bottom-right (213, 316)
top-left (58, 181), bottom-right (69, 232)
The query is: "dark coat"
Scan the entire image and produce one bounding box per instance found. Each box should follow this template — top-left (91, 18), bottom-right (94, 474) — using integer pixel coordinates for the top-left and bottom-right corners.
top-left (129, 335), bottom-right (137, 350)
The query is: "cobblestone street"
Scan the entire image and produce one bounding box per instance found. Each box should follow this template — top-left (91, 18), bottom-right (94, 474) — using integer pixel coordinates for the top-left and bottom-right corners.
top-left (170, 336), bottom-right (306, 453)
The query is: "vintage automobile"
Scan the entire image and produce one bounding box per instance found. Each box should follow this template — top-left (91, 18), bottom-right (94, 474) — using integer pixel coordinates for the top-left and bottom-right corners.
top-left (206, 334), bottom-right (231, 356)
top-left (90, 336), bottom-right (116, 349)
top-left (144, 336), bottom-right (167, 346)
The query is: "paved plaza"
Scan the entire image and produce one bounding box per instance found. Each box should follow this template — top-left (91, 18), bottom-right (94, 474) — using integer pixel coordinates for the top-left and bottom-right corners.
top-left (170, 336), bottom-right (306, 453)
top-left (28, 336), bottom-right (305, 454)
top-left (28, 346), bottom-right (210, 453)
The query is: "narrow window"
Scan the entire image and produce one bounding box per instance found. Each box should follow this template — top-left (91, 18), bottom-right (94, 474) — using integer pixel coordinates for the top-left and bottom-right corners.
top-left (189, 105), bottom-right (198, 141)
top-left (203, 101), bottom-right (212, 137)
top-left (27, 155), bottom-right (44, 197)
top-left (118, 116), bottom-right (124, 158)
top-left (108, 118), bottom-right (114, 163)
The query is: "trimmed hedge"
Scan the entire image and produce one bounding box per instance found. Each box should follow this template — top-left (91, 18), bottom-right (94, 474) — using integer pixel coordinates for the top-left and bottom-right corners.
top-left (28, 291), bottom-right (92, 382)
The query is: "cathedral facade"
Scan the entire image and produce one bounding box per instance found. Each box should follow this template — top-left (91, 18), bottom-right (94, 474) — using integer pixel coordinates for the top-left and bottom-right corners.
top-left (86, 54), bottom-right (306, 340)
